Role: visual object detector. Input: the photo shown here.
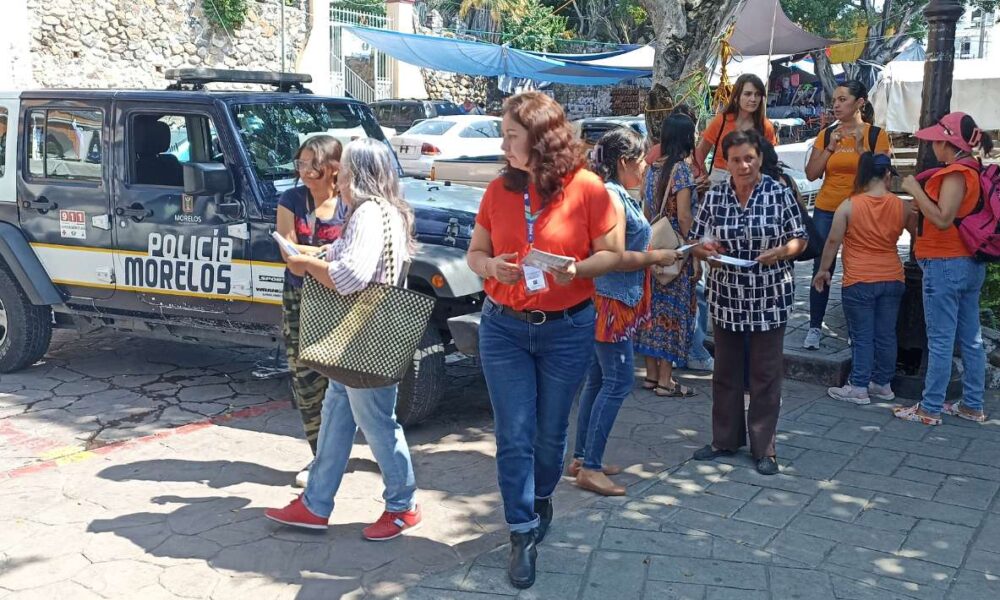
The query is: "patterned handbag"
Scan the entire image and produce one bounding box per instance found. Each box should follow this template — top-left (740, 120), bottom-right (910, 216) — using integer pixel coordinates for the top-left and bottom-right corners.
top-left (298, 200), bottom-right (435, 389)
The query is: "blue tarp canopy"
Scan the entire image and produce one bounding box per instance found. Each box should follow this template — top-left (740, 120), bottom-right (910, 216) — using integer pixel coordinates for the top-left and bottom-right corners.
top-left (345, 26), bottom-right (651, 85)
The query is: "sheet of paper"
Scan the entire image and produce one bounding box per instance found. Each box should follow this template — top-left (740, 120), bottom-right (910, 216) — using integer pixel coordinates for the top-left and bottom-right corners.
top-left (271, 231), bottom-right (300, 256)
top-left (715, 255), bottom-right (757, 268)
top-left (676, 244), bottom-right (696, 254)
top-left (524, 248), bottom-right (575, 272)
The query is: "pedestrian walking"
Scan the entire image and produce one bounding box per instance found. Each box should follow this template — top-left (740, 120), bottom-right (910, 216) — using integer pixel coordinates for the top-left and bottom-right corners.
top-left (694, 74), bottom-right (778, 184)
top-left (893, 112), bottom-right (994, 425)
top-left (275, 135), bottom-right (348, 488)
top-left (571, 128), bottom-right (682, 497)
top-left (265, 138), bottom-right (422, 541)
top-left (814, 153), bottom-right (914, 405)
top-left (803, 80), bottom-right (891, 350)
top-left (466, 91), bottom-right (622, 589)
top-left (635, 114), bottom-right (700, 396)
top-left (690, 129), bottom-right (808, 476)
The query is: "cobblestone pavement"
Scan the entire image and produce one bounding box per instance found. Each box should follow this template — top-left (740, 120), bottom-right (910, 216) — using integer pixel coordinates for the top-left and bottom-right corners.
top-left (2, 323), bottom-right (1000, 598)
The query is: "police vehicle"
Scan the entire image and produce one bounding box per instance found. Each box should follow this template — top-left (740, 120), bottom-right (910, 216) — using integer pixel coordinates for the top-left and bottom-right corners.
top-left (0, 69), bottom-right (484, 425)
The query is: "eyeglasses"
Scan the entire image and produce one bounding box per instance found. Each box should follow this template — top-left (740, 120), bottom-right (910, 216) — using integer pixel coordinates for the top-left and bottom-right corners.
top-left (293, 159), bottom-right (320, 173)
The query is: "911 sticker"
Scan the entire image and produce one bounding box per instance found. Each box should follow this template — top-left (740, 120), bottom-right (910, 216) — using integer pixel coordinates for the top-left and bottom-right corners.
top-left (59, 210), bottom-right (87, 240)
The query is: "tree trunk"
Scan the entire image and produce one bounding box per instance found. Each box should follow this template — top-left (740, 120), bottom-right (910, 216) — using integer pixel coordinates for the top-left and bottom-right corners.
top-left (810, 49), bottom-right (838, 107)
top-left (640, 0), bottom-right (744, 138)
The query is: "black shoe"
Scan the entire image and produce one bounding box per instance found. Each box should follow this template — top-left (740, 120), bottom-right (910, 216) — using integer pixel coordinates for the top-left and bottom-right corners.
top-left (534, 498), bottom-right (553, 544)
top-left (508, 530), bottom-right (537, 589)
top-left (756, 456), bottom-right (779, 476)
top-left (692, 444), bottom-right (735, 461)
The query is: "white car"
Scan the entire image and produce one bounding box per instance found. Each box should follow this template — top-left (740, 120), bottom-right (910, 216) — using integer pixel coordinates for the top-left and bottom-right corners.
top-left (391, 115), bottom-right (503, 178)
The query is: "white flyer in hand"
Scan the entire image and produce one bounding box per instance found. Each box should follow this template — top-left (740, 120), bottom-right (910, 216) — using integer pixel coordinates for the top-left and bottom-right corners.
top-left (272, 231), bottom-right (300, 256)
top-left (524, 248), bottom-right (575, 272)
top-left (676, 244), bottom-right (696, 254)
top-left (715, 255), bottom-right (757, 268)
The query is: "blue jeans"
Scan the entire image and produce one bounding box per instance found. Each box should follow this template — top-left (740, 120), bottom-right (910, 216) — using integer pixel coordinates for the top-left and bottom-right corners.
top-left (479, 299), bottom-right (596, 533)
top-left (919, 257), bottom-right (987, 415)
top-left (687, 279), bottom-right (712, 362)
top-left (810, 208), bottom-right (837, 329)
top-left (574, 340), bottom-right (633, 471)
top-left (842, 281), bottom-right (905, 387)
top-left (303, 380), bottom-right (416, 518)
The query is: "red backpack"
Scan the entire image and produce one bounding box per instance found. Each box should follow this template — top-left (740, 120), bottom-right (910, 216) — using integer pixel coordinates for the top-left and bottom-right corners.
top-left (915, 157), bottom-right (1000, 262)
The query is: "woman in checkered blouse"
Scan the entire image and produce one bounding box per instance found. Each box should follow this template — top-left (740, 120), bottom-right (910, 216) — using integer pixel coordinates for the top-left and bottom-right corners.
top-left (688, 129), bottom-right (808, 476)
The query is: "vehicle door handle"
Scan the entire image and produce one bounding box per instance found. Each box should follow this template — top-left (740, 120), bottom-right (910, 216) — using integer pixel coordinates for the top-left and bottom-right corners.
top-left (116, 204), bottom-right (152, 221)
top-left (21, 197), bottom-right (58, 212)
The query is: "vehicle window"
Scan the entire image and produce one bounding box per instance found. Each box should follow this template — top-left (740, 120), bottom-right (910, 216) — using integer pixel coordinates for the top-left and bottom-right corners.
top-left (129, 113), bottom-right (221, 187)
top-left (433, 102), bottom-right (463, 117)
top-left (408, 120), bottom-right (456, 136)
top-left (232, 101), bottom-right (387, 181)
top-left (459, 121), bottom-right (500, 139)
top-left (26, 108), bottom-right (103, 182)
top-left (582, 125), bottom-right (609, 145)
top-left (0, 108), bottom-right (7, 177)
top-left (398, 103), bottom-right (424, 125)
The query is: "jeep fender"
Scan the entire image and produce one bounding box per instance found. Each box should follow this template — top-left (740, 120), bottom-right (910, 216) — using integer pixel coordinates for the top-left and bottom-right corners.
top-left (0, 222), bottom-right (64, 306)
top-left (409, 244), bottom-right (482, 299)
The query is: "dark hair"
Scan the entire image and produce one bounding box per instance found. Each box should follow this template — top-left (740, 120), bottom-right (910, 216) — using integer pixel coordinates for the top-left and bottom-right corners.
top-left (958, 113), bottom-right (995, 155)
top-left (724, 74), bottom-right (768, 137)
top-left (838, 80), bottom-right (874, 124)
top-left (652, 114), bottom-right (696, 216)
top-left (670, 103), bottom-right (697, 123)
top-left (759, 139), bottom-right (784, 181)
top-left (591, 127), bottom-right (645, 184)
top-left (501, 92), bottom-right (584, 205)
top-left (853, 152), bottom-right (895, 193)
top-left (721, 128), bottom-right (764, 161)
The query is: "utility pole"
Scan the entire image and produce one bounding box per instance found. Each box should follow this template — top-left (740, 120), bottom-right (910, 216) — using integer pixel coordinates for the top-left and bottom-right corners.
top-left (280, 0), bottom-right (287, 73)
top-left (978, 8), bottom-right (988, 58)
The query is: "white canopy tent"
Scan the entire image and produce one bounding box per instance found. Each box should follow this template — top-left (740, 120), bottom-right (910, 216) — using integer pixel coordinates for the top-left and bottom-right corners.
top-left (872, 58), bottom-right (1000, 133)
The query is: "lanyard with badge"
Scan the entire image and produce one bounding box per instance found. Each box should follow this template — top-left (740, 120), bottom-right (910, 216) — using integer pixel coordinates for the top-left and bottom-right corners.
top-left (522, 189), bottom-right (549, 294)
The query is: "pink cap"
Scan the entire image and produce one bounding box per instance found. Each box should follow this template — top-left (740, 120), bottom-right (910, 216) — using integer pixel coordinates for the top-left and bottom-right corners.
top-left (914, 112), bottom-right (982, 153)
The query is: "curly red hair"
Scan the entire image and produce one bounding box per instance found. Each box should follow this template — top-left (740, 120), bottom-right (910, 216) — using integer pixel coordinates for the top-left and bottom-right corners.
top-left (501, 92), bottom-right (584, 205)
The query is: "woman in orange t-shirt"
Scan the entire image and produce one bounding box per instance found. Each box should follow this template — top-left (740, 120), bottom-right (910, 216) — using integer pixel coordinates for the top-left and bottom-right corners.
top-left (803, 80), bottom-right (891, 351)
top-left (465, 92), bottom-right (623, 589)
top-left (812, 153), bottom-right (914, 406)
top-left (694, 74), bottom-right (778, 183)
top-left (895, 112), bottom-right (994, 426)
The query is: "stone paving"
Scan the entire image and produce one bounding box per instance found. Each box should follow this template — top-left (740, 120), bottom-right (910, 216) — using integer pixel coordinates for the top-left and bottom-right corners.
top-left (2, 325), bottom-right (1000, 599)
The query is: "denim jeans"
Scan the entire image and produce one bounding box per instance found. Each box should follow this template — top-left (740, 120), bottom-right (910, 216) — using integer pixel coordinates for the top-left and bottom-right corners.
top-left (302, 380), bottom-right (416, 518)
top-left (810, 208), bottom-right (837, 329)
top-left (687, 278), bottom-right (712, 362)
top-left (919, 257), bottom-right (987, 415)
top-left (479, 299), bottom-right (596, 533)
top-left (574, 340), bottom-right (633, 471)
top-left (842, 281), bottom-right (905, 387)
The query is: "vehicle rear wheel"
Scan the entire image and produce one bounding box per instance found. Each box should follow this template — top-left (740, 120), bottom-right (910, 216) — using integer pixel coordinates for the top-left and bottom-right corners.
top-left (0, 268), bottom-right (53, 372)
top-left (395, 327), bottom-right (446, 427)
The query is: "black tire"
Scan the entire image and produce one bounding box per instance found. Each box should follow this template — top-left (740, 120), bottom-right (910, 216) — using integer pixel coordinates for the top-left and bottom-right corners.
top-left (395, 327), bottom-right (446, 427)
top-left (0, 268), bottom-right (53, 373)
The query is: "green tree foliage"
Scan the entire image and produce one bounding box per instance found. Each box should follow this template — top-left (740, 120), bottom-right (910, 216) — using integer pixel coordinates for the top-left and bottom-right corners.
top-left (546, 0), bottom-right (654, 44)
top-left (203, 0), bottom-right (249, 31)
top-left (458, 0), bottom-right (570, 51)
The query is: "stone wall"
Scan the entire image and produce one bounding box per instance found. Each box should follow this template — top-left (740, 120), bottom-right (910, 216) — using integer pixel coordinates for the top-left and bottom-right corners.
top-left (26, 0), bottom-right (309, 89)
top-left (421, 70), bottom-right (491, 106)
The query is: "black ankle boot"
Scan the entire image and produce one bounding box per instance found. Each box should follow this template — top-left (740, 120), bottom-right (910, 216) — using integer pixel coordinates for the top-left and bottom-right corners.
top-left (534, 498), bottom-right (553, 544)
top-left (508, 530), bottom-right (538, 589)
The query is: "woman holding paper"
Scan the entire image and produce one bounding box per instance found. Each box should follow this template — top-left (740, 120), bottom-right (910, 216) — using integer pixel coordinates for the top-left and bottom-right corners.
top-left (571, 128), bottom-right (683, 497)
top-left (465, 91), bottom-right (622, 589)
top-left (275, 135), bottom-right (348, 488)
top-left (689, 129), bottom-right (807, 476)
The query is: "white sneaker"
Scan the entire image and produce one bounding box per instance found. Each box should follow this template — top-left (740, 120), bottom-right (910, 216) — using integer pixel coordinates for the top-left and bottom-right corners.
top-left (827, 385), bottom-right (871, 405)
top-left (686, 357), bottom-right (715, 372)
top-left (868, 383), bottom-right (896, 402)
top-left (294, 461), bottom-right (313, 488)
top-left (803, 328), bottom-right (822, 350)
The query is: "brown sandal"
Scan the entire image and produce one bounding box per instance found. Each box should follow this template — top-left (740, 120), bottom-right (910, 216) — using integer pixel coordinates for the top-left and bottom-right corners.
top-left (654, 384), bottom-right (696, 398)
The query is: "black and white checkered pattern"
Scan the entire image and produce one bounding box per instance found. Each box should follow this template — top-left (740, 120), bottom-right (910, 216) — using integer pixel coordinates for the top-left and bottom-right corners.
top-left (690, 175), bottom-right (807, 333)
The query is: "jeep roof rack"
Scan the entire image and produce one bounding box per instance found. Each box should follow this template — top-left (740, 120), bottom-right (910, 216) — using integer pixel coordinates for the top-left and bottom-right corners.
top-left (164, 68), bottom-right (313, 93)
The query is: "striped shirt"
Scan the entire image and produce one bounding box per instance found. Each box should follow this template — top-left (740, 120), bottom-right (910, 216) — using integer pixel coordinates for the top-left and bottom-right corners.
top-left (325, 200), bottom-right (411, 295)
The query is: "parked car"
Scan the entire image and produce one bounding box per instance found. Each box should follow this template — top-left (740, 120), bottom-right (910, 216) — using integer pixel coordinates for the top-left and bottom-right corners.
top-left (0, 69), bottom-right (488, 426)
top-left (391, 115), bottom-right (503, 178)
top-left (573, 116), bottom-right (647, 150)
top-left (369, 98), bottom-right (463, 134)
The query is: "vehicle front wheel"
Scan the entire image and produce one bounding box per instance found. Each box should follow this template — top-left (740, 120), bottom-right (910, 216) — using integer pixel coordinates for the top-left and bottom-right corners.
top-left (395, 327), bottom-right (446, 427)
top-left (0, 268), bottom-right (53, 372)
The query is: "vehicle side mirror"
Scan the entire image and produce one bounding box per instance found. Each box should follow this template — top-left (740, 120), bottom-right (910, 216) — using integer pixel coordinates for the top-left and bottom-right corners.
top-left (183, 163), bottom-right (234, 197)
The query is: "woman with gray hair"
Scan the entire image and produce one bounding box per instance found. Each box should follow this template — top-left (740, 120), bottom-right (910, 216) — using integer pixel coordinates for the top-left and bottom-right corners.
top-left (265, 138), bottom-right (422, 541)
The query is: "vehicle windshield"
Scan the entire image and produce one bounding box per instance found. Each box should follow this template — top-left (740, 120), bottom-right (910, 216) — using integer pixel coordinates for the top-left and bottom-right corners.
top-left (433, 102), bottom-right (463, 116)
top-left (407, 120), bottom-right (456, 136)
top-left (232, 101), bottom-right (400, 181)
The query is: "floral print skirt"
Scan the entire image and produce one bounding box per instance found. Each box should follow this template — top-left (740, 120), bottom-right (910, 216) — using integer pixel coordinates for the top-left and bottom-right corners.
top-left (634, 262), bottom-right (697, 366)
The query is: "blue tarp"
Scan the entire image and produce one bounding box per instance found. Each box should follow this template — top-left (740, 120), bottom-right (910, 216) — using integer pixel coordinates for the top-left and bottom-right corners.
top-left (345, 26), bottom-right (650, 85)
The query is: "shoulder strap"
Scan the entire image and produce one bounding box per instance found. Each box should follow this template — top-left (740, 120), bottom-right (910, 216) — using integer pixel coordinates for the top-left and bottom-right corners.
top-left (707, 114), bottom-right (726, 176)
top-left (867, 125), bottom-right (882, 154)
top-left (822, 123), bottom-right (838, 149)
top-left (374, 200), bottom-right (397, 286)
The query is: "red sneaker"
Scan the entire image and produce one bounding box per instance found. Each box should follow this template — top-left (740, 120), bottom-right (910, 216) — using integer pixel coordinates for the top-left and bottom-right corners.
top-left (362, 506), bottom-right (422, 541)
top-left (265, 495), bottom-right (329, 530)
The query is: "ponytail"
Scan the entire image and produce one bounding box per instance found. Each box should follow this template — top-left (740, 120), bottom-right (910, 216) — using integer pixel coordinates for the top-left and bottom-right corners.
top-left (960, 114), bottom-right (994, 156)
top-left (590, 127), bottom-right (644, 185)
top-left (853, 152), bottom-right (894, 193)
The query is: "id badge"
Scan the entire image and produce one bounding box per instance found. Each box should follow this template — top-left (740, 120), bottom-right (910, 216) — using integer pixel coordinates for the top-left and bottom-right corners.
top-left (523, 264), bottom-right (548, 294)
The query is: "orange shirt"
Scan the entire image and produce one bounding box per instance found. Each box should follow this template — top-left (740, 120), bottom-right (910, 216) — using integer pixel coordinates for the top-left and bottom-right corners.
top-left (815, 124), bottom-right (892, 212)
top-left (476, 169), bottom-right (617, 311)
top-left (842, 193), bottom-right (905, 287)
top-left (915, 163), bottom-right (980, 260)
top-left (703, 113), bottom-right (778, 171)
